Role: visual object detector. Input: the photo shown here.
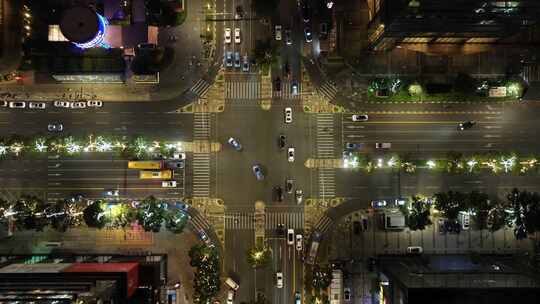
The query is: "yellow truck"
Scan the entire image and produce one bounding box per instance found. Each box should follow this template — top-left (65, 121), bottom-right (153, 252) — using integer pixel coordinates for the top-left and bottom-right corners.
top-left (139, 170), bottom-right (172, 179)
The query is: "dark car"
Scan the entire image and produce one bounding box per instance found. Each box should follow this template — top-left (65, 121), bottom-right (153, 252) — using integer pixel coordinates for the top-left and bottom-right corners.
top-left (277, 223), bottom-right (285, 236)
top-left (304, 26), bottom-right (313, 42)
top-left (346, 143), bottom-right (363, 150)
top-left (275, 186), bottom-right (284, 202)
top-left (367, 257), bottom-right (377, 272)
top-left (283, 62), bottom-right (290, 78)
top-left (458, 120), bottom-right (476, 130)
top-left (319, 23), bottom-right (328, 39)
top-left (285, 179), bottom-right (294, 193)
top-left (278, 134), bottom-right (286, 150)
top-left (353, 221), bottom-right (361, 235)
top-left (302, 4), bottom-right (310, 23)
top-left (274, 77), bottom-right (281, 91)
top-left (166, 160), bottom-right (185, 169)
top-left (362, 217), bottom-right (368, 231)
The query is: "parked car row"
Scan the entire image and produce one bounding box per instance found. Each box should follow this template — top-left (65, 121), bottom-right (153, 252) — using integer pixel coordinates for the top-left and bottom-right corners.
top-left (0, 100), bottom-right (103, 109)
top-left (224, 51), bottom-right (250, 71)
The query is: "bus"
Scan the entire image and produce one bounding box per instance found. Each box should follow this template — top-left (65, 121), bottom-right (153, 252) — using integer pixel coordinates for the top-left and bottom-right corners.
top-left (139, 170), bottom-right (172, 179)
top-left (128, 161), bottom-right (163, 170)
top-left (306, 230), bottom-right (322, 265)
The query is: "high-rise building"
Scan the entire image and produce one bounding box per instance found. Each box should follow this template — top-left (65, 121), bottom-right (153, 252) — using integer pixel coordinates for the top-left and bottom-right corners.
top-left (366, 0), bottom-right (540, 52)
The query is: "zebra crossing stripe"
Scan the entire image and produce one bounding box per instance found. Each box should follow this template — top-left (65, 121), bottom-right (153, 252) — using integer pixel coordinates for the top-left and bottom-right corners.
top-left (190, 79), bottom-right (211, 97)
top-left (190, 214), bottom-right (210, 230)
top-left (316, 82), bottom-right (338, 100)
top-left (316, 215), bottom-right (333, 233)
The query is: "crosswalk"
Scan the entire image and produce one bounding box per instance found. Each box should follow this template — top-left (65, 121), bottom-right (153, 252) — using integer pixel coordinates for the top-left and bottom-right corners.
top-left (225, 81), bottom-right (260, 100)
top-left (522, 65), bottom-right (540, 83)
top-left (266, 212), bottom-right (304, 230)
top-left (224, 212), bottom-right (305, 230)
top-left (193, 112), bottom-right (211, 140)
top-left (316, 81), bottom-right (338, 101)
top-left (190, 79), bottom-right (212, 98)
top-left (318, 168), bottom-right (336, 199)
top-left (316, 113), bottom-right (336, 199)
top-left (192, 153), bottom-right (211, 197)
top-left (316, 113), bottom-right (335, 158)
top-left (192, 112), bottom-right (212, 198)
top-left (224, 212), bottom-right (254, 229)
top-left (273, 81), bottom-right (301, 100)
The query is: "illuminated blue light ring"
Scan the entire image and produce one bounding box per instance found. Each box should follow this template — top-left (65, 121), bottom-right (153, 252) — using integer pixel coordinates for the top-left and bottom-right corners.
top-left (74, 13), bottom-right (108, 49)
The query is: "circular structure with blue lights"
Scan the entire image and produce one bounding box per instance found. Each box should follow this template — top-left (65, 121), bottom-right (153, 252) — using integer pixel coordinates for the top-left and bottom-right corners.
top-left (59, 6), bottom-right (108, 49)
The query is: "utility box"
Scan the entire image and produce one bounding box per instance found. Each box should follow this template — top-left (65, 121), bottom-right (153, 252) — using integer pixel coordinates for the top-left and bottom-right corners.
top-left (383, 210), bottom-right (406, 230)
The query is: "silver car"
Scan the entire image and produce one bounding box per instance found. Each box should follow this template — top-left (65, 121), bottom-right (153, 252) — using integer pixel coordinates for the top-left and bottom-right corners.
top-left (225, 51), bottom-right (233, 67)
top-left (47, 123), bottom-right (64, 132)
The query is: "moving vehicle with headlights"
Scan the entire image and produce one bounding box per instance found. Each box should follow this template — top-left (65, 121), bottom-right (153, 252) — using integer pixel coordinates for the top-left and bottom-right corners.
top-left (287, 148), bottom-right (295, 162)
top-left (228, 137), bottom-right (242, 151)
top-left (458, 120), bottom-right (476, 130)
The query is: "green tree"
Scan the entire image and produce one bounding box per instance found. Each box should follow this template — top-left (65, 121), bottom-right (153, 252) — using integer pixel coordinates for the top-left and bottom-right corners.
top-left (49, 199), bottom-right (76, 232)
top-left (111, 203), bottom-right (137, 229)
top-left (0, 199), bottom-right (11, 219)
top-left (83, 200), bottom-right (108, 229)
top-left (246, 246), bottom-right (272, 269)
top-left (12, 196), bottom-right (49, 231)
top-left (253, 39), bottom-right (278, 67)
top-left (434, 191), bottom-right (466, 220)
top-left (190, 244), bottom-right (221, 304)
top-left (165, 209), bottom-right (188, 234)
top-left (404, 196), bottom-right (432, 230)
top-left (311, 265), bottom-right (332, 290)
top-left (467, 191), bottom-right (491, 230)
top-left (136, 196), bottom-right (166, 232)
top-left (487, 201), bottom-right (510, 232)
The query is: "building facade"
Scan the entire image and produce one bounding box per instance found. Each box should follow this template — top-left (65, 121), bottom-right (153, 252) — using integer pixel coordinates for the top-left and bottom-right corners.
top-left (366, 0), bottom-right (540, 52)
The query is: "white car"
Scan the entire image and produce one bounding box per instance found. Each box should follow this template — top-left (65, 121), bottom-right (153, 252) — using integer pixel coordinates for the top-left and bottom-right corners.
top-left (9, 101), bottom-right (25, 108)
top-left (295, 234), bottom-right (303, 251)
top-left (352, 114), bottom-right (369, 121)
top-left (276, 272), bottom-right (284, 288)
top-left (234, 28), bottom-right (241, 44)
top-left (227, 290), bottom-right (234, 304)
top-left (284, 107), bottom-right (292, 123)
top-left (29, 102), bottom-right (46, 109)
top-left (162, 180), bottom-right (177, 188)
top-left (287, 147), bottom-right (295, 162)
top-left (287, 229), bottom-right (294, 245)
top-left (225, 28), bottom-right (232, 44)
top-left (0, 101), bottom-right (7, 107)
top-left (87, 100), bottom-right (103, 107)
top-left (275, 25), bottom-right (282, 40)
top-left (71, 101), bottom-right (86, 109)
top-left (54, 100), bottom-right (70, 108)
top-left (173, 152), bottom-right (186, 160)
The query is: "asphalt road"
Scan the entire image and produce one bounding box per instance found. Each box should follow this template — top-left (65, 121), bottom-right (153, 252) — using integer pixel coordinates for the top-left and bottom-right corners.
top-left (0, 102), bottom-right (193, 138)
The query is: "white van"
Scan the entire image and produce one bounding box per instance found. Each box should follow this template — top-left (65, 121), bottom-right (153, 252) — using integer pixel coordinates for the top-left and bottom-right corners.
top-left (458, 212), bottom-right (470, 230)
top-left (225, 277), bottom-right (239, 291)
